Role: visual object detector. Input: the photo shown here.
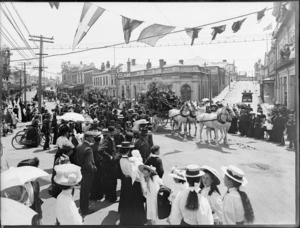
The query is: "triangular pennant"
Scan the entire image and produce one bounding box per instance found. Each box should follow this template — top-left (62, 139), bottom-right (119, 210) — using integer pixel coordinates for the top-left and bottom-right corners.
top-left (232, 18), bottom-right (246, 33)
top-left (73, 3), bottom-right (105, 49)
top-left (137, 24), bottom-right (176, 47)
top-left (257, 8), bottom-right (266, 23)
top-left (211, 25), bottom-right (226, 40)
top-left (185, 27), bottom-right (202, 46)
top-left (49, 2), bottom-right (54, 8)
top-left (122, 16), bottom-right (143, 44)
top-left (53, 2), bottom-right (59, 9)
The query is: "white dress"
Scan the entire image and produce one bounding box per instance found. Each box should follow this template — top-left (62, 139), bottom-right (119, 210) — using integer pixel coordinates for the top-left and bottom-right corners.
top-left (222, 187), bottom-right (244, 224)
top-left (169, 182), bottom-right (189, 204)
top-left (142, 175), bottom-right (163, 221)
top-left (56, 189), bottom-right (82, 225)
top-left (200, 186), bottom-right (223, 223)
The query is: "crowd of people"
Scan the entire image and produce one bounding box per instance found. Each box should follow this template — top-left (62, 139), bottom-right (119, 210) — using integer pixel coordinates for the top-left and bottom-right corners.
top-left (0, 87), bottom-right (296, 225)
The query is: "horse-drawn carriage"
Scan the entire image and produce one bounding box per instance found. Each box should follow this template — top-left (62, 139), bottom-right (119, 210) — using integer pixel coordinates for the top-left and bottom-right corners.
top-left (242, 90), bottom-right (253, 103)
top-left (137, 88), bottom-right (180, 132)
top-left (57, 92), bottom-right (70, 103)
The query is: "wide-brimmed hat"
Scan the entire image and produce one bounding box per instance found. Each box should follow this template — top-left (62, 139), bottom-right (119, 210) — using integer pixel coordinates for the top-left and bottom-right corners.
top-left (118, 115), bottom-right (124, 119)
top-left (185, 164), bottom-right (204, 177)
top-left (102, 128), bottom-right (109, 135)
top-left (117, 141), bottom-right (134, 148)
top-left (221, 165), bottom-right (248, 186)
top-left (138, 164), bottom-right (157, 175)
top-left (169, 167), bottom-right (186, 181)
top-left (54, 164), bottom-right (82, 186)
top-left (200, 165), bottom-right (221, 185)
top-left (58, 124), bottom-right (70, 135)
top-left (93, 118), bottom-right (99, 124)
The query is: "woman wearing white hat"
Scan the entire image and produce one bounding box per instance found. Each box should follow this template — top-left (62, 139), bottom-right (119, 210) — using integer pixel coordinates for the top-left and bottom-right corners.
top-left (221, 165), bottom-right (254, 225)
top-left (169, 164), bottom-right (213, 225)
top-left (199, 165), bottom-right (223, 225)
top-left (54, 164), bottom-right (83, 225)
top-left (168, 167), bottom-right (188, 205)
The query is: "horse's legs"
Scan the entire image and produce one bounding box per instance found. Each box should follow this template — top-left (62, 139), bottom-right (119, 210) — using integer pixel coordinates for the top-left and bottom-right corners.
top-left (215, 129), bottom-right (219, 146)
top-left (188, 122), bottom-right (191, 136)
top-left (194, 122), bottom-right (197, 137)
top-left (199, 123), bottom-right (204, 143)
top-left (183, 122), bottom-right (188, 141)
top-left (205, 127), bottom-right (211, 144)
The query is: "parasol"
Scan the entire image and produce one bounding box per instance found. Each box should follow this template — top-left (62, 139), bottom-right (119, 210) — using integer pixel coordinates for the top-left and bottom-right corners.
top-left (1, 166), bottom-right (49, 191)
top-left (57, 112), bottom-right (86, 122)
top-left (1, 197), bottom-right (37, 225)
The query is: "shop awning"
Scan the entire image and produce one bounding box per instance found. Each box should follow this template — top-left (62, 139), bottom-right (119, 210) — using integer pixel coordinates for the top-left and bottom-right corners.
top-left (68, 85), bottom-right (75, 89)
top-left (62, 85), bottom-right (69, 89)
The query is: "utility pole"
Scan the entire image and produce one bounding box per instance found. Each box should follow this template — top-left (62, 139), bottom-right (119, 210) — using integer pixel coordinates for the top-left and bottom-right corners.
top-left (209, 68), bottom-right (212, 105)
top-left (18, 62), bottom-right (29, 103)
top-left (29, 35), bottom-right (54, 112)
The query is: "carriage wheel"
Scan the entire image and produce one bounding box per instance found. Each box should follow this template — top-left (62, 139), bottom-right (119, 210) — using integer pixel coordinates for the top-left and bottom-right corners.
top-left (11, 134), bottom-right (26, 150)
top-left (152, 123), bottom-right (159, 132)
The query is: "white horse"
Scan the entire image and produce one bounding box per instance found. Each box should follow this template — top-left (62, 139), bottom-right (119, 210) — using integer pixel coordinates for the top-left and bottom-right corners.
top-left (196, 106), bottom-right (233, 146)
top-left (168, 101), bottom-right (190, 141)
top-left (185, 100), bottom-right (205, 137)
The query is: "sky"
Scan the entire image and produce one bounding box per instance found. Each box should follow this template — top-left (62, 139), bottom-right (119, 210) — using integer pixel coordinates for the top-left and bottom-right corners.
top-left (1, 1), bottom-right (278, 78)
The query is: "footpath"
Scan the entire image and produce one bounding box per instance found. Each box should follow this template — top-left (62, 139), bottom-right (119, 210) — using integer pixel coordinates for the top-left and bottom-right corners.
top-left (213, 81), bottom-right (237, 103)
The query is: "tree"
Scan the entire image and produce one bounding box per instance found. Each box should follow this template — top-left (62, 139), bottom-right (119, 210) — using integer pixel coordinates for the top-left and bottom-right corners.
top-left (147, 78), bottom-right (173, 92)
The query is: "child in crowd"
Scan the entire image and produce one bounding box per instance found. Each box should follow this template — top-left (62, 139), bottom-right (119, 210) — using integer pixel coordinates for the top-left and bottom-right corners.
top-left (145, 145), bottom-right (164, 178)
top-left (129, 149), bottom-right (144, 184)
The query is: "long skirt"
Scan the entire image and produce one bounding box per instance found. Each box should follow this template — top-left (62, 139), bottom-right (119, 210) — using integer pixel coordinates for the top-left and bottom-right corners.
top-left (119, 176), bottom-right (146, 225)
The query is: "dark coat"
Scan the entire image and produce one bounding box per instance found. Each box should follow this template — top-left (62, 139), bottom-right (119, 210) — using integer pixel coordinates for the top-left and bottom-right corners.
top-left (145, 156), bottom-right (164, 178)
top-left (134, 136), bottom-right (150, 163)
top-left (76, 141), bottom-right (97, 174)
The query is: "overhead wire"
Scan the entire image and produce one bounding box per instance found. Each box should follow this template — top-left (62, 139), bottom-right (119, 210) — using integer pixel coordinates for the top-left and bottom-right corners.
top-left (1, 3), bottom-right (39, 64)
top-left (11, 3), bottom-right (283, 62)
top-left (10, 2), bottom-right (39, 49)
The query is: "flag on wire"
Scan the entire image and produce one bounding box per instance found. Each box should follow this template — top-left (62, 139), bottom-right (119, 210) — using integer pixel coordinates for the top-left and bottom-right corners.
top-left (232, 18), bottom-right (246, 33)
top-left (211, 25), bottom-right (226, 40)
top-left (49, 2), bottom-right (59, 9)
top-left (137, 24), bottom-right (176, 47)
top-left (73, 3), bottom-right (105, 50)
top-left (263, 23), bottom-right (272, 31)
top-left (257, 8), bottom-right (266, 23)
top-left (122, 16), bottom-right (143, 44)
top-left (185, 27), bottom-right (202, 46)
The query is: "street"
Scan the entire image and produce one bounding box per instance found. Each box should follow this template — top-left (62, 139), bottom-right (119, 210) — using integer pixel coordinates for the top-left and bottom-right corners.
top-left (1, 81), bottom-right (295, 225)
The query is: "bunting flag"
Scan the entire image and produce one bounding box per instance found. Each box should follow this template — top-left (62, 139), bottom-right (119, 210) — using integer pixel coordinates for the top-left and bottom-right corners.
top-left (185, 27), bottom-right (202, 46)
top-left (137, 24), bottom-right (176, 47)
top-left (49, 2), bottom-right (59, 9)
top-left (122, 16), bottom-right (143, 44)
top-left (232, 18), bottom-right (246, 33)
top-left (263, 23), bottom-right (272, 31)
top-left (257, 8), bottom-right (266, 23)
top-left (211, 25), bottom-right (226, 40)
top-left (73, 3), bottom-right (105, 50)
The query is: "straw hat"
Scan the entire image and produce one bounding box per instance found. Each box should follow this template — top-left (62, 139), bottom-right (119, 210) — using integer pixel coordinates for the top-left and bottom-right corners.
top-left (169, 167), bottom-right (186, 181)
top-left (200, 165), bottom-right (221, 185)
top-left (221, 165), bottom-right (248, 186)
top-left (185, 164), bottom-right (204, 177)
top-left (54, 164), bottom-right (82, 186)
top-left (117, 141), bottom-right (134, 148)
top-left (138, 164), bottom-right (157, 175)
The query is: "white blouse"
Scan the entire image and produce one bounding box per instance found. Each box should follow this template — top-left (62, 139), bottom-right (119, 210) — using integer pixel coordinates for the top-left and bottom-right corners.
top-left (56, 189), bottom-right (82, 225)
top-left (169, 188), bottom-right (214, 225)
top-left (200, 186), bottom-right (223, 223)
top-left (222, 187), bottom-right (244, 224)
top-left (56, 136), bottom-right (75, 149)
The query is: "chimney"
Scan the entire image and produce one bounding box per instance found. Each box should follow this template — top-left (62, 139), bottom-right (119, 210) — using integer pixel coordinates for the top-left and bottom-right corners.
top-left (127, 59), bottom-right (131, 72)
top-left (146, 59), bottom-right (152, 69)
top-left (223, 59), bottom-right (227, 62)
top-left (101, 62), bottom-right (105, 71)
top-left (80, 61), bottom-right (82, 65)
top-left (159, 59), bottom-right (164, 68)
top-left (164, 61), bottom-right (166, 66)
top-left (131, 59), bottom-right (136, 66)
top-left (179, 60), bottom-right (184, 65)
top-left (106, 61), bottom-right (110, 68)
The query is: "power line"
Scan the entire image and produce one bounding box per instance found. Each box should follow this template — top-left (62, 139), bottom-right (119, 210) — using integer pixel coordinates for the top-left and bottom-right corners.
top-left (11, 3), bottom-right (283, 62)
top-left (1, 3), bottom-right (39, 64)
top-left (10, 2), bottom-right (39, 49)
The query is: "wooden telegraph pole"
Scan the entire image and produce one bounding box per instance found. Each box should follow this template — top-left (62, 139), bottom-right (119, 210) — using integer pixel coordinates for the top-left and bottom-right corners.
top-left (29, 35), bottom-right (53, 112)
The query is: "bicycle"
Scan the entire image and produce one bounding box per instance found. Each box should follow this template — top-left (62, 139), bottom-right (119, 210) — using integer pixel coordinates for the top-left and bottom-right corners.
top-left (11, 124), bottom-right (53, 150)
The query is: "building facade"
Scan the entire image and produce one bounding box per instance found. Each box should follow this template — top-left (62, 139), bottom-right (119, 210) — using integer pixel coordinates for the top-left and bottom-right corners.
top-left (118, 59), bottom-right (211, 101)
top-left (263, 2), bottom-right (296, 109)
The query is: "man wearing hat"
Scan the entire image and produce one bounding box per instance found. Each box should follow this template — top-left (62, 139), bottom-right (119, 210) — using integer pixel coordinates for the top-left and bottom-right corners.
top-left (90, 131), bottom-right (105, 201)
top-left (89, 118), bottom-right (101, 131)
top-left (76, 131), bottom-right (97, 216)
top-left (134, 128), bottom-right (151, 163)
top-left (114, 124), bottom-right (125, 146)
top-left (42, 112), bottom-right (51, 150)
top-left (99, 126), bottom-right (119, 203)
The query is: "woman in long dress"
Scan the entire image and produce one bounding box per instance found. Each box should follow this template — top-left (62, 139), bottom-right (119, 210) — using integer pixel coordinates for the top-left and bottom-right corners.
top-left (118, 142), bottom-right (146, 225)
